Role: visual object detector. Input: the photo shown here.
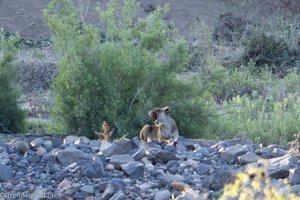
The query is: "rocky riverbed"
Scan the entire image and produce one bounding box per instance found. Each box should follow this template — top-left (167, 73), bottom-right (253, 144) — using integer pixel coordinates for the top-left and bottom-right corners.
top-left (0, 134), bottom-right (299, 199)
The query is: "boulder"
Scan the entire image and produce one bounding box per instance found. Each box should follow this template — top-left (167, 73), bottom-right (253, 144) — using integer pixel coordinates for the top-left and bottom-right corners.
top-left (0, 163), bottom-right (13, 181)
top-left (63, 136), bottom-right (79, 145)
top-left (131, 147), bottom-right (146, 161)
top-left (258, 154), bottom-right (296, 179)
top-left (237, 152), bottom-right (260, 164)
top-left (56, 148), bottom-right (87, 165)
top-left (75, 136), bottom-right (90, 145)
top-left (109, 154), bottom-right (134, 169)
top-left (30, 138), bottom-right (44, 147)
top-left (220, 144), bottom-right (248, 163)
top-left (154, 150), bottom-right (178, 163)
top-left (209, 169), bottom-right (233, 191)
top-left (82, 156), bottom-right (106, 178)
top-left (289, 168), bottom-right (300, 185)
top-left (14, 140), bottom-right (30, 154)
top-left (36, 146), bottom-right (47, 157)
top-left (121, 161), bottom-right (144, 179)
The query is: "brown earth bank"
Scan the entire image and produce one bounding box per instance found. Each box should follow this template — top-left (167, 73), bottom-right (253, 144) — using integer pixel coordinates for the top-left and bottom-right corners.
top-left (0, 134), bottom-right (299, 199)
top-left (0, 0), bottom-right (300, 40)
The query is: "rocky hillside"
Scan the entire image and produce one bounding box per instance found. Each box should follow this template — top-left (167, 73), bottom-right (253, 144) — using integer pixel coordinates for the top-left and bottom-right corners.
top-left (0, 134), bottom-right (299, 199)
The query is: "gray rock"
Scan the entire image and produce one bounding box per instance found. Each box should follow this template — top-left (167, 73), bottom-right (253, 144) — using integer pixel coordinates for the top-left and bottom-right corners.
top-left (290, 184), bottom-right (300, 195)
top-left (56, 148), bottom-right (87, 165)
top-left (289, 168), bottom-right (300, 185)
top-left (258, 154), bottom-right (296, 179)
top-left (80, 185), bottom-right (94, 194)
top-left (195, 146), bottom-right (212, 157)
top-left (271, 148), bottom-right (287, 157)
top-left (221, 144), bottom-right (248, 163)
top-left (63, 135), bottom-right (80, 145)
top-left (115, 138), bottom-right (134, 154)
top-left (0, 163), bottom-right (13, 181)
top-left (255, 148), bottom-right (272, 159)
top-left (28, 155), bottom-right (41, 164)
top-left (43, 140), bottom-right (53, 150)
top-left (89, 140), bottom-right (101, 151)
top-left (100, 141), bottom-right (117, 156)
top-left (155, 190), bottom-right (170, 200)
top-left (82, 156), bottom-right (106, 178)
top-left (176, 143), bottom-right (188, 151)
top-left (0, 151), bottom-right (9, 164)
top-left (131, 147), bottom-right (146, 161)
top-left (157, 172), bottom-right (186, 186)
top-left (109, 191), bottom-right (125, 200)
top-left (121, 161), bottom-right (144, 179)
top-left (14, 140), bottom-right (30, 154)
top-left (196, 164), bottom-right (210, 175)
top-left (237, 152), bottom-right (260, 164)
top-left (30, 138), bottom-right (44, 147)
top-left (154, 150), bottom-right (178, 163)
top-left (109, 154), bottom-right (134, 169)
top-left (209, 169), bottom-right (232, 190)
top-left (36, 146), bottom-right (47, 156)
top-left (75, 136), bottom-right (90, 145)
top-left (54, 171), bottom-right (67, 182)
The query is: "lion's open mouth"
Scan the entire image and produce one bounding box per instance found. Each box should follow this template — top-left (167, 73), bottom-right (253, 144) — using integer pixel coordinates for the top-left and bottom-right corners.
top-left (149, 111), bottom-right (158, 121)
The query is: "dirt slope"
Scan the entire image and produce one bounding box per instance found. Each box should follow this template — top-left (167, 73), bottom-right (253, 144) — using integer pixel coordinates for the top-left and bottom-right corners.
top-left (1, 0), bottom-right (299, 40)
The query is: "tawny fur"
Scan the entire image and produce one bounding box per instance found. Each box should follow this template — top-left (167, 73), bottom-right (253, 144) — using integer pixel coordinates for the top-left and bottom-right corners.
top-left (140, 107), bottom-right (179, 143)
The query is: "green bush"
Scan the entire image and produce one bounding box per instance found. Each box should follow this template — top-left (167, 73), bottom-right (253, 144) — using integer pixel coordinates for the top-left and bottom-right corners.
top-left (44, 0), bottom-right (210, 138)
top-left (0, 33), bottom-right (25, 133)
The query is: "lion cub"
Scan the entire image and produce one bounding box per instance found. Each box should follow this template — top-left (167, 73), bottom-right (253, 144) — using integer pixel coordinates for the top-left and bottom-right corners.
top-left (140, 107), bottom-right (179, 143)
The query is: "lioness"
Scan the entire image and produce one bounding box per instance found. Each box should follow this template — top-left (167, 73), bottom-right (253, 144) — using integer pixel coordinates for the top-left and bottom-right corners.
top-left (140, 107), bottom-right (179, 143)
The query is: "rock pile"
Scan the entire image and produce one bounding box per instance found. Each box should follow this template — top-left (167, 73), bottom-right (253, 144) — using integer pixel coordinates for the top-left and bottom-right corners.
top-left (0, 134), bottom-right (299, 199)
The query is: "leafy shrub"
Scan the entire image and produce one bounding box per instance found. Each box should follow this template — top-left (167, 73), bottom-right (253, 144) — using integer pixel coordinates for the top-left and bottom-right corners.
top-left (0, 33), bottom-right (25, 133)
top-left (213, 95), bottom-right (300, 145)
top-left (44, 0), bottom-right (210, 138)
top-left (221, 167), bottom-right (298, 200)
top-left (244, 31), bottom-right (289, 73)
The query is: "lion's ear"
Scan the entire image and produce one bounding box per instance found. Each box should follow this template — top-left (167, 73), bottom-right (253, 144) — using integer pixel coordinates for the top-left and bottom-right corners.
top-left (163, 107), bottom-right (171, 113)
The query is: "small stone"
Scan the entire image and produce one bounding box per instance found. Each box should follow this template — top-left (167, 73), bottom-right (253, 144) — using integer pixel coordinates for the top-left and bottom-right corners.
top-left (36, 146), bottom-right (47, 156)
top-left (289, 168), bottom-right (300, 185)
top-left (14, 141), bottom-right (30, 154)
top-left (196, 164), bottom-right (210, 175)
top-left (0, 163), bottom-right (12, 181)
top-left (176, 143), bottom-right (187, 151)
top-left (237, 152), bottom-right (260, 164)
top-left (80, 185), bottom-right (94, 194)
top-left (58, 178), bottom-right (72, 191)
top-left (220, 144), bottom-right (248, 163)
top-left (0, 151), bottom-right (9, 164)
top-left (155, 190), bottom-right (170, 200)
top-left (28, 155), bottom-right (41, 164)
top-left (110, 191), bottom-right (125, 200)
top-left (121, 161), bottom-right (144, 179)
top-left (109, 154), bottom-right (134, 169)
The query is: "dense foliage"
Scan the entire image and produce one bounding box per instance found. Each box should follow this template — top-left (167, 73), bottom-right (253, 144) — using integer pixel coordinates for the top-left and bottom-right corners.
top-left (0, 33), bottom-right (25, 133)
top-left (44, 0), bottom-right (210, 138)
